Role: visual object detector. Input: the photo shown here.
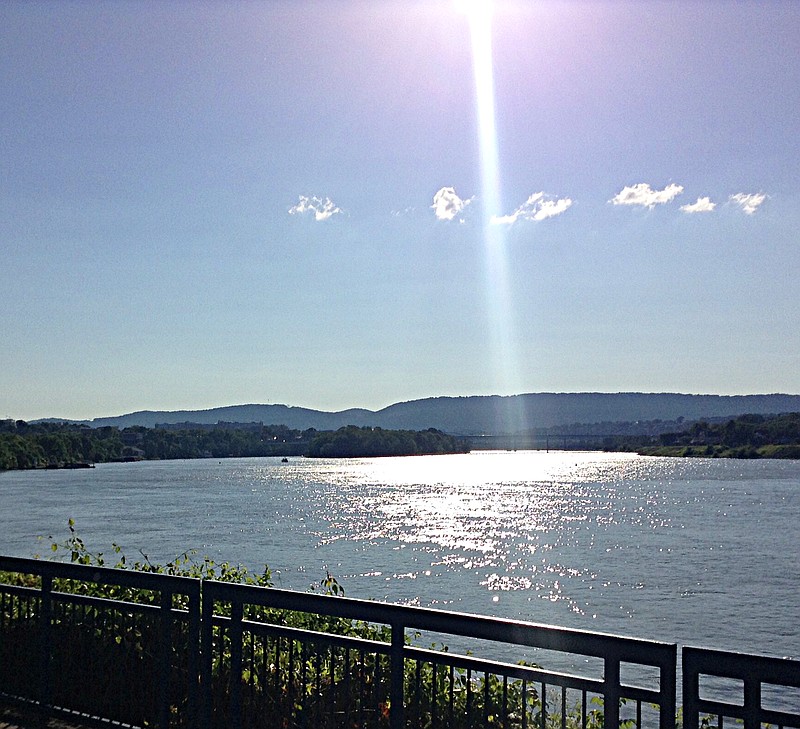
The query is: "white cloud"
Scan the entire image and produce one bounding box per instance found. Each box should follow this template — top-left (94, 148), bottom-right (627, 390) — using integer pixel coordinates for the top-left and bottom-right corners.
top-left (431, 187), bottom-right (473, 221)
top-left (491, 192), bottom-right (573, 225)
top-left (610, 183), bottom-right (684, 209)
top-left (532, 197), bottom-right (573, 221)
top-left (680, 196), bottom-right (716, 213)
top-left (729, 192), bottom-right (766, 215)
top-left (490, 213), bottom-right (517, 225)
top-left (288, 195), bottom-right (343, 221)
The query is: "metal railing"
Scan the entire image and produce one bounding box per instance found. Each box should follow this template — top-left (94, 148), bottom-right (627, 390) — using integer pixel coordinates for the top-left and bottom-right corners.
top-left (1, 555), bottom-right (798, 729)
top-left (683, 647), bottom-right (800, 729)
top-left (200, 580), bottom-right (676, 729)
top-left (0, 555), bottom-right (201, 728)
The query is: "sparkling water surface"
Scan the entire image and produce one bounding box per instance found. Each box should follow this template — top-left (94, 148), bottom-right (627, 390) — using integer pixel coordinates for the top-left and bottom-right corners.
top-left (1, 451), bottom-right (797, 661)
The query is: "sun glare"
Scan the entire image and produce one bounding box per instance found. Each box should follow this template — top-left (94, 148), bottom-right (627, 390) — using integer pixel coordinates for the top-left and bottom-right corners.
top-left (454, 0), bottom-right (493, 21)
top-left (459, 0), bottom-right (527, 433)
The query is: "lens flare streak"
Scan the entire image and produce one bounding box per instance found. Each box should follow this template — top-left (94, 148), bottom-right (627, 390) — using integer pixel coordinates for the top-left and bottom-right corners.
top-left (465, 2), bottom-right (526, 432)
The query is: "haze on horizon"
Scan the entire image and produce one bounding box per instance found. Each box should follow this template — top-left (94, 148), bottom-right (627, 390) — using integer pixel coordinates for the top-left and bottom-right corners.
top-left (2, 1), bottom-right (799, 423)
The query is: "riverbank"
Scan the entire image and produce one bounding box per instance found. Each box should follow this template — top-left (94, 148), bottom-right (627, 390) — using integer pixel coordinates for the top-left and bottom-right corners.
top-left (638, 443), bottom-right (800, 458)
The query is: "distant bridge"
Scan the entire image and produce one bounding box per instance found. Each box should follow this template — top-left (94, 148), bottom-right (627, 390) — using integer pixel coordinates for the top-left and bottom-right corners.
top-left (461, 433), bottom-right (620, 450)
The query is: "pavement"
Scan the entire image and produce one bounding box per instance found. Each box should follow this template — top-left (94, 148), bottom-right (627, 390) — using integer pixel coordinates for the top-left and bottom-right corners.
top-left (0, 702), bottom-right (95, 729)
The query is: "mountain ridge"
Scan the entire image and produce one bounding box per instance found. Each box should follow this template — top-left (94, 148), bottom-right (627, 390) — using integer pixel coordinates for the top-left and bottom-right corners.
top-left (44, 392), bottom-right (800, 435)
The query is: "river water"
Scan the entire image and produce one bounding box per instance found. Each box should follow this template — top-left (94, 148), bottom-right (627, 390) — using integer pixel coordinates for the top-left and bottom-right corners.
top-left (1, 451), bottom-right (798, 664)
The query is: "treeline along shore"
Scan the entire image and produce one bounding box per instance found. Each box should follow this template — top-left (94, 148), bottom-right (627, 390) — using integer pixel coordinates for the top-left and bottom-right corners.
top-left (608, 412), bottom-right (800, 459)
top-left (0, 420), bottom-right (468, 470)
top-left (2, 412), bottom-right (799, 471)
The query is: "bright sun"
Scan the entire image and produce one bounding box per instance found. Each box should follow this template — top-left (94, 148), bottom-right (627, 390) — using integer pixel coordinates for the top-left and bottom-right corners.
top-left (454, 0), bottom-right (493, 21)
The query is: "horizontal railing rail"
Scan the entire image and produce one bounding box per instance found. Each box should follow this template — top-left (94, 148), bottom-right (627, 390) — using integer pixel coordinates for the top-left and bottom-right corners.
top-left (2, 554), bottom-right (799, 729)
top-left (0, 554), bottom-right (199, 595)
top-left (683, 646), bottom-right (800, 729)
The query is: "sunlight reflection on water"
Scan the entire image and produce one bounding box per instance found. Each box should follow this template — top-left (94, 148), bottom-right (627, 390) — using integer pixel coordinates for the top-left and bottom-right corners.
top-left (301, 451), bottom-right (683, 621)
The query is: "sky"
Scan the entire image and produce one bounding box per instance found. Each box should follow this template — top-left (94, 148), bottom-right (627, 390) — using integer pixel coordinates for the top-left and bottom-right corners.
top-left (2, 0), bottom-right (799, 421)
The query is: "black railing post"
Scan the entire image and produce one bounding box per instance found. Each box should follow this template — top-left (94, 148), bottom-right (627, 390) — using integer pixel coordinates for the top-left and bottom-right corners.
top-left (230, 600), bottom-right (244, 729)
top-left (158, 590), bottom-right (173, 729)
top-left (743, 678), bottom-right (761, 729)
top-left (604, 656), bottom-right (620, 729)
top-left (39, 572), bottom-right (53, 708)
top-left (390, 621), bottom-right (405, 729)
top-left (682, 648), bottom-right (700, 729)
top-left (660, 645), bottom-right (677, 729)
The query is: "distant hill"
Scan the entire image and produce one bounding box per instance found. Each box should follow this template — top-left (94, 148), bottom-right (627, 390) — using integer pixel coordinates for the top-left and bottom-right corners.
top-left (62, 393), bottom-right (800, 435)
top-left (81, 404), bottom-right (374, 430)
top-left (375, 393), bottom-right (800, 434)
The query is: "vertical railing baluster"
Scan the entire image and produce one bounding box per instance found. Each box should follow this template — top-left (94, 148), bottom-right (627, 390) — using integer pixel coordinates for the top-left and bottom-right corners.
top-left (328, 644), bottom-right (336, 721)
top-left (246, 631), bottom-right (254, 720)
top-left (431, 663), bottom-right (438, 728)
top-left (187, 583), bottom-right (201, 729)
top-left (119, 607), bottom-right (128, 719)
top-left (484, 671), bottom-right (490, 726)
top-left (522, 681), bottom-right (528, 729)
top-left (89, 596), bottom-right (98, 706)
top-left (345, 645), bottom-right (352, 724)
top-left (300, 638), bottom-right (308, 728)
top-left (359, 648), bottom-right (365, 729)
top-left (315, 641), bottom-right (322, 726)
top-left (373, 645), bottom-right (382, 721)
top-left (229, 599), bottom-right (244, 729)
top-left (389, 621), bottom-right (404, 729)
top-left (500, 676), bottom-right (508, 729)
top-left (581, 690), bottom-right (587, 729)
top-left (344, 646), bottom-right (351, 724)
top-left (414, 658), bottom-right (422, 725)
top-left (449, 665), bottom-right (455, 726)
top-left (157, 590), bottom-right (173, 729)
top-left (261, 634), bottom-right (268, 713)
top-left (503, 675), bottom-right (509, 729)
top-left (466, 669), bottom-right (473, 727)
top-left (287, 636), bottom-right (295, 720)
top-left (39, 572), bottom-right (52, 709)
top-left (541, 683), bottom-right (547, 729)
top-left (120, 606), bottom-right (129, 720)
top-left (201, 583), bottom-right (216, 729)
top-left (274, 636), bottom-right (282, 709)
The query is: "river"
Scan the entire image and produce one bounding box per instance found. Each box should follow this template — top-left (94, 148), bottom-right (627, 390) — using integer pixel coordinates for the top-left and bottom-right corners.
top-left (1, 451), bottom-right (797, 663)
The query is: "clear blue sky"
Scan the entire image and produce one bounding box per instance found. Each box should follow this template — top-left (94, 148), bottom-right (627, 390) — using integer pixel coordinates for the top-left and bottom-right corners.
top-left (2, 0), bottom-right (799, 421)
